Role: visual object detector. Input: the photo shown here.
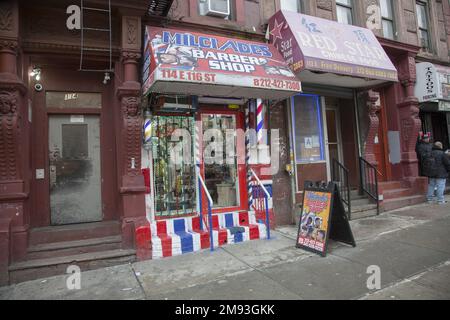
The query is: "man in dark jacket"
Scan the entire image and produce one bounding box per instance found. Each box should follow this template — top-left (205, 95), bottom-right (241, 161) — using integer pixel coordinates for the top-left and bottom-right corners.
top-left (416, 133), bottom-right (432, 176)
top-left (426, 142), bottom-right (450, 204)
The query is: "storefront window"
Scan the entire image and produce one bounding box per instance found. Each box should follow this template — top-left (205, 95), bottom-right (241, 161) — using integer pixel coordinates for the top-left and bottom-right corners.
top-left (291, 94), bottom-right (325, 163)
top-left (151, 116), bottom-right (196, 217)
top-left (202, 114), bottom-right (239, 208)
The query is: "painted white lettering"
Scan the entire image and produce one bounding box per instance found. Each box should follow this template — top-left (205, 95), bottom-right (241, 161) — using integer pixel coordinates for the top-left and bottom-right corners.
top-left (296, 32), bottom-right (313, 47)
top-left (228, 54), bottom-right (241, 62)
top-left (216, 52), bottom-right (230, 62)
top-left (240, 55), bottom-right (250, 64)
top-left (311, 34), bottom-right (326, 50)
top-left (373, 47), bottom-right (387, 61)
top-left (192, 50), bottom-right (205, 59)
top-left (204, 51), bottom-right (218, 60)
top-left (209, 60), bottom-right (221, 70)
top-left (344, 41), bottom-right (357, 55)
top-left (247, 57), bottom-right (261, 65)
top-left (66, 5), bottom-right (81, 30)
top-left (366, 5), bottom-right (381, 30)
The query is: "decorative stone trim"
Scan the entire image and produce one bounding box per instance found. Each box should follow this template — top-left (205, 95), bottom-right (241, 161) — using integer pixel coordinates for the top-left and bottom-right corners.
top-left (0, 39), bottom-right (18, 52)
top-left (120, 94), bottom-right (142, 177)
top-left (121, 50), bottom-right (141, 61)
top-left (363, 90), bottom-right (381, 165)
top-left (0, 89), bottom-right (19, 181)
top-left (0, 3), bottom-right (13, 31)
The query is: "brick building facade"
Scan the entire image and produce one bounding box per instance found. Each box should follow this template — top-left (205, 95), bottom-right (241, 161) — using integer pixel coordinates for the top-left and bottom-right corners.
top-left (0, 0), bottom-right (173, 285)
top-left (1, 0), bottom-right (449, 285)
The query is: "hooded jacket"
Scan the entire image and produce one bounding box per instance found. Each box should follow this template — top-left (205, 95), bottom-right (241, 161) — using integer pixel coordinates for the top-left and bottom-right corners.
top-left (416, 141), bottom-right (432, 160)
top-left (430, 146), bottom-right (450, 179)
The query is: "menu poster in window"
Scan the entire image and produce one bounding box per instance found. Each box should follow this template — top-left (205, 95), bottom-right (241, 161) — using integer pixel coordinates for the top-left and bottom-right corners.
top-left (297, 185), bottom-right (333, 256)
top-left (304, 137), bottom-right (313, 149)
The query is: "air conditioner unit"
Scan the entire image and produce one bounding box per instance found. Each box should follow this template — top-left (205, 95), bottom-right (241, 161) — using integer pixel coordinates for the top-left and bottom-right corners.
top-left (154, 95), bottom-right (196, 113)
top-left (199, 0), bottom-right (230, 18)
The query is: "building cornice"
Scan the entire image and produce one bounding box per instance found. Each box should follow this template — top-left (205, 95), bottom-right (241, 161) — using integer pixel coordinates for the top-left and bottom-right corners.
top-left (142, 18), bottom-right (266, 42)
top-left (21, 40), bottom-right (121, 57)
top-left (377, 37), bottom-right (421, 55)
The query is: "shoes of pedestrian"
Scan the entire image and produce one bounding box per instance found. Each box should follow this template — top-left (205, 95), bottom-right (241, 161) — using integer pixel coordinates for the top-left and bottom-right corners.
top-left (438, 201), bottom-right (448, 205)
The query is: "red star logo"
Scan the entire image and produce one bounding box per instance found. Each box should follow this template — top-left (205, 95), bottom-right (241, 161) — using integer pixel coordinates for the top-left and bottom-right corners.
top-left (269, 19), bottom-right (284, 43)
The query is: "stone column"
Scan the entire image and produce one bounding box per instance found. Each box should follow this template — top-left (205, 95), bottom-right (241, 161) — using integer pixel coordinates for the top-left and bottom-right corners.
top-left (0, 0), bottom-right (28, 285)
top-left (116, 15), bottom-right (148, 258)
top-left (397, 53), bottom-right (421, 179)
top-left (363, 90), bottom-right (381, 166)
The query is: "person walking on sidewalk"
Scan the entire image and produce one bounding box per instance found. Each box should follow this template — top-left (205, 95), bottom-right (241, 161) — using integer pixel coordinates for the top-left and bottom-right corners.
top-left (424, 142), bottom-right (450, 204)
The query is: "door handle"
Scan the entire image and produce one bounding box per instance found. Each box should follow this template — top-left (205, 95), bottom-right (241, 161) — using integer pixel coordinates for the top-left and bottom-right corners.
top-left (49, 165), bottom-right (56, 188)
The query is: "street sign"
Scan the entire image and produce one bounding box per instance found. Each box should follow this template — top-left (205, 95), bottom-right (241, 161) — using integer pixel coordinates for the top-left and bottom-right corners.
top-left (296, 181), bottom-right (356, 257)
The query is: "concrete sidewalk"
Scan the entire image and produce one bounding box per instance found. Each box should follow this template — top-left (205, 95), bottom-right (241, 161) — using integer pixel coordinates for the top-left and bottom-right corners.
top-left (1, 196), bottom-right (450, 300)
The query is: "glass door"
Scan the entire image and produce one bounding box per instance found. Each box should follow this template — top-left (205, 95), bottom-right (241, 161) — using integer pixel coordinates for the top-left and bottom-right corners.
top-left (325, 103), bottom-right (345, 183)
top-left (201, 113), bottom-right (241, 209)
top-left (49, 114), bottom-right (102, 225)
top-left (325, 108), bottom-right (342, 164)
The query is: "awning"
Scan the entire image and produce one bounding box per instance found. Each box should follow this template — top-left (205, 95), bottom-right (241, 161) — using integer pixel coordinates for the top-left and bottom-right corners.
top-left (142, 26), bottom-right (302, 100)
top-left (268, 11), bottom-right (398, 88)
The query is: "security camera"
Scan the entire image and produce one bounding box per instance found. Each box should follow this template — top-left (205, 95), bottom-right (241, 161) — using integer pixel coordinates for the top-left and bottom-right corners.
top-left (34, 83), bottom-right (43, 92)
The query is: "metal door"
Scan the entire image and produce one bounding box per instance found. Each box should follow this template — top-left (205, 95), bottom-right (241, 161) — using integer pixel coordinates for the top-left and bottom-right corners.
top-left (48, 115), bottom-right (102, 225)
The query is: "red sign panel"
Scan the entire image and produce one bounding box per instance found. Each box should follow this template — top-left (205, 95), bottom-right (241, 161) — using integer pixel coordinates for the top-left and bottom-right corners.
top-left (142, 26), bottom-right (302, 98)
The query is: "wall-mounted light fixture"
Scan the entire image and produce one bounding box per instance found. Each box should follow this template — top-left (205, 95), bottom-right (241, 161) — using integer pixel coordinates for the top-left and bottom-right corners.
top-left (30, 67), bottom-right (41, 81)
top-left (103, 72), bottom-right (110, 85)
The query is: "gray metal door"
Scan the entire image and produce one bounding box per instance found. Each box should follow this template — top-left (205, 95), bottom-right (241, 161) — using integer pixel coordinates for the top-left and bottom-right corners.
top-left (48, 115), bottom-right (102, 225)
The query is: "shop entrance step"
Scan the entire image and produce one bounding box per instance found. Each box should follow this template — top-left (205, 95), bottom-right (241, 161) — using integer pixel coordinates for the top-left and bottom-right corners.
top-left (8, 221), bottom-right (130, 285)
top-left (150, 211), bottom-right (268, 259)
top-left (382, 195), bottom-right (426, 212)
top-left (29, 221), bottom-right (121, 246)
top-left (27, 235), bottom-right (123, 260)
top-left (9, 249), bottom-right (136, 284)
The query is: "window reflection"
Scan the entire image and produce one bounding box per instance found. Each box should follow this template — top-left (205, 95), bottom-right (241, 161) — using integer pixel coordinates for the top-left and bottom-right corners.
top-left (202, 114), bottom-right (239, 208)
top-left (152, 116), bottom-right (196, 217)
top-left (291, 94), bottom-right (325, 163)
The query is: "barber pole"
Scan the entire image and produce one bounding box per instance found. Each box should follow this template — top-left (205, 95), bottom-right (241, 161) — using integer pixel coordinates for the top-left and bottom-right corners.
top-left (256, 99), bottom-right (264, 146)
top-left (143, 112), bottom-right (152, 148)
top-left (245, 101), bottom-right (252, 208)
top-left (195, 120), bottom-right (204, 228)
top-left (142, 111), bottom-right (155, 221)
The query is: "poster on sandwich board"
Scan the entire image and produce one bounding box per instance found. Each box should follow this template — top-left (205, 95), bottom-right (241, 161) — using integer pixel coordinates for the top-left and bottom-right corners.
top-left (296, 181), bottom-right (356, 257)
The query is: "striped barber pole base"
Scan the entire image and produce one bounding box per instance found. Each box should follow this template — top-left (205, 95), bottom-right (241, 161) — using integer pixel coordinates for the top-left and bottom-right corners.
top-left (150, 212), bottom-right (267, 259)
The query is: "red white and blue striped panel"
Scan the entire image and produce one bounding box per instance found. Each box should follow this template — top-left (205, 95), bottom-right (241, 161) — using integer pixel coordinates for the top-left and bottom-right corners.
top-left (150, 212), bottom-right (267, 259)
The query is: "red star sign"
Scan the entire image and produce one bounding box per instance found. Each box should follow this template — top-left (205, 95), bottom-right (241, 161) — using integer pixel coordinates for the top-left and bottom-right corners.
top-left (269, 19), bottom-right (284, 43)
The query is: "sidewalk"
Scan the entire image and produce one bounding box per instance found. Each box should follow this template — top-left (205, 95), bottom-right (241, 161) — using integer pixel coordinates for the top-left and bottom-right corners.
top-left (1, 196), bottom-right (450, 300)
